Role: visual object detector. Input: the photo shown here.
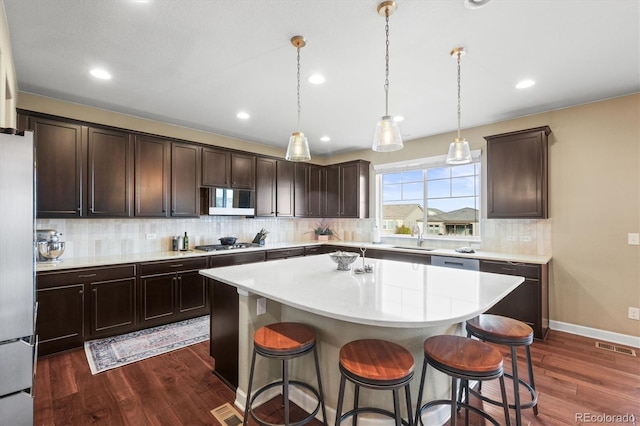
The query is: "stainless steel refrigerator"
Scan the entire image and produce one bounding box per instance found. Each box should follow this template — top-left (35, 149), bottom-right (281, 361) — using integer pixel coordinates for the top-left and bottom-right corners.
top-left (0, 129), bottom-right (36, 425)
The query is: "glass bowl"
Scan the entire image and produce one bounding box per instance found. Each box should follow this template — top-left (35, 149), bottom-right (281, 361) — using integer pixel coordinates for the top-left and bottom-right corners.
top-left (328, 251), bottom-right (360, 271)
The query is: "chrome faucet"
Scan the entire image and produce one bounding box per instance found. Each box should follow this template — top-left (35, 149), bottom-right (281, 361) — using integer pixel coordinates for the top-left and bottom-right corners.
top-left (411, 224), bottom-right (424, 247)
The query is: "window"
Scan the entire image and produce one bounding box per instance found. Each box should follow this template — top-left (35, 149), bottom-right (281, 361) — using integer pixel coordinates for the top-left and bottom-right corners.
top-left (375, 152), bottom-right (481, 240)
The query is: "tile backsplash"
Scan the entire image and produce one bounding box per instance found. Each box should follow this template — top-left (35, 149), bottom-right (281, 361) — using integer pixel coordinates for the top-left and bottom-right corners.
top-left (36, 216), bottom-right (551, 259)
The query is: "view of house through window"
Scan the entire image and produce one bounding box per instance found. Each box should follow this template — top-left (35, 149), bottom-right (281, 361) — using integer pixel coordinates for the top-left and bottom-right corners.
top-left (378, 160), bottom-right (481, 239)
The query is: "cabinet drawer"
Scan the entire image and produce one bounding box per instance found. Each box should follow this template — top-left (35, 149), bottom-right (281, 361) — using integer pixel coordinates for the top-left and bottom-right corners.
top-left (266, 247), bottom-right (305, 260)
top-left (209, 251), bottom-right (265, 268)
top-left (480, 260), bottom-right (539, 280)
top-left (304, 245), bottom-right (331, 256)
top-left (139, 257), bottom-right (208, 276)
top-left (37, 264), bottom-right (136, 288)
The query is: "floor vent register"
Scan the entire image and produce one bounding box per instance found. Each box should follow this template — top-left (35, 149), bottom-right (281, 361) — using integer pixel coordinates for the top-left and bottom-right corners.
top-left (595, 341), bottom-right (636, 357)
top-left (211, 403), bottom-right (244, 426)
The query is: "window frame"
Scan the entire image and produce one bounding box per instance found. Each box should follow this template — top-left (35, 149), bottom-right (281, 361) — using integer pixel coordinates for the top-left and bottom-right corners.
top-left (374, 150), bottom-right (482, 243)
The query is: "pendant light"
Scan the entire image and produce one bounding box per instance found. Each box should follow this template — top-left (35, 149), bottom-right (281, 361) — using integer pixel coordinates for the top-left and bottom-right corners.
top-left (446, 47), bottom-right (472, 164)
top-left (285, 35), bottom-right (311, 162)
top-left (372, 1), bottom-right (403, 152)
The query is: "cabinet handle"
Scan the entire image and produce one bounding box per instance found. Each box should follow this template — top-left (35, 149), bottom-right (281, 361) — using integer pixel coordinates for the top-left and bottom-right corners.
top-left (444, 261), bottom-right (464, 267)
top-left (78, 273), bottom-right (97, 278)
top-left (92, 288), bottom-right (97, 292)
top-left (500, 267), bottom-right (517, 272)
top-left (169, 264), bottom-right (184, 268)
top-left (79, 290), bottom-right (84, 294)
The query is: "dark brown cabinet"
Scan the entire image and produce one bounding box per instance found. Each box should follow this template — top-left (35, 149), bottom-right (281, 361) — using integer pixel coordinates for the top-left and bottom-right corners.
top-left (266, 247), bottom-right (304, 261)
top-left (231, 152), bottom-right (256, 189)
top-left (36, 265), bottom-right (137, 355)
top-left (139, 257), bottom-right (209, 327)
top-left (255, 157), bottom-right (276, 216)
top-left (485, 126), bottom-right (551, 218)
top-left (31, 117), bottom-right (85, 218)
top-left (201, 147), bottom-right (232, 187)
top-left (480, 260), bottom-right (549, 340)
top-left (276, 160), bottom-right (294, 217)
top-left (135, 135), bottom-right (170, 217)
top-left (171, 142), bottom-right (200, 217)
top-left (323, 160), bottom-right (370, 218)
top-left (87, 127), bottom-right (133, 217)
top-left (294, 163), bottom-right (323, 217)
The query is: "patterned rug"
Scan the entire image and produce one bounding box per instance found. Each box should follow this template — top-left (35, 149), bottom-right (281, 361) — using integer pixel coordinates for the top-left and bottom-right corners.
top-left (84, 315), bottom-right (209, 374)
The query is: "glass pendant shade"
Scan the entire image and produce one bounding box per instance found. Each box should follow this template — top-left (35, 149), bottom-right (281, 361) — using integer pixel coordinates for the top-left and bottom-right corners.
top-left (285, 132), bottom-right (311, 162)
top-left (372, 115), bottom-right (403, 152)
top-left (446, 137), bottom-right (472, 164)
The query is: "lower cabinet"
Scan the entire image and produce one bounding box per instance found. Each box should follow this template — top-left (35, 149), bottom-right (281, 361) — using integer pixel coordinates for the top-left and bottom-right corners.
top-left (265, 247), bottom-right (304, 261)
top-left (480, 260), bottom-right (549, 340)
top-left (36, 264), bottom-right (137, 356)
top-left (138, 257), bottom-right (209, 327)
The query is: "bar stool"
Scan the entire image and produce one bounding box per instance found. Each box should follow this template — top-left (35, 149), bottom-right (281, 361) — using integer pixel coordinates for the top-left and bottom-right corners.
top-left (243, 322), bottom-right (327, 426)
top-left (335, 339), bottom-right (414, 426)
top-left (415, 335), bottom-right (511, 426)
top-left (465, 314), bottom-right (538, 426)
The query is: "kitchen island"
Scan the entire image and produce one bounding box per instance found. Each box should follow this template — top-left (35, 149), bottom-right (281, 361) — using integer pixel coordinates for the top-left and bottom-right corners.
top-left (200, 254), bottom-right (524, 425)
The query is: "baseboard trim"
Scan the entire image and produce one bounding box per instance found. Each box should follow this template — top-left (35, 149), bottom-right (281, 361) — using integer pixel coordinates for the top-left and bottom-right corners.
top-left (550, 320), bottom-right (640, 348)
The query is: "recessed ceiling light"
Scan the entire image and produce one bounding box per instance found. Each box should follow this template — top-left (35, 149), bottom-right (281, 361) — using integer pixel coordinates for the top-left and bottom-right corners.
top-left (236, 111), bottom-right (250, 120)
top-left (320, 136), bottom-right (331, 142)
top-left (393, 116), bottom-right (404, 122)
top-left (308, 74), bottom-right (325, 85)
top-left (464, 0), bottom-right (492, 9)
top-left (90, 68), bottom-right (111, 80)
top-left (516, 79), bottom-right (536, 89)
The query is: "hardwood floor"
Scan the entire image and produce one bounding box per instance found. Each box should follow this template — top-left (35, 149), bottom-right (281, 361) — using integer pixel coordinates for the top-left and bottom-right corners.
top-left (34, 330), bottom-right (639, 425)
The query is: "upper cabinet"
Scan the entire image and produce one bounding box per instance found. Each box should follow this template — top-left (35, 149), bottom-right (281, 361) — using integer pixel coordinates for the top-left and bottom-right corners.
top-left (87, 127), bottom-right (133, 217)
top-left (255, 157), bottom-right (276, 217)
top-left (294, 163), bottom-right (323, 218)
top-left (31, 116), bottom-right (86, 218)
top-left (275, 160), bottom-right (294, 217)
top-left (201, 148), bottom-right (255, 189)
top-left (170, 142), bottom-right (200, 217)
top-left (485, 126), bottom-right (551, 219)
top-left (135, 135), bottom-right (170, 217)
top-left (323, 160), bottom-right (370, 218)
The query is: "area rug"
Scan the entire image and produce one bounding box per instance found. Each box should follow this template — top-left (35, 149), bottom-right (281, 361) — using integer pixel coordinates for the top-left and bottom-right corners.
top-left (84, 315), bottom-right (209, 374)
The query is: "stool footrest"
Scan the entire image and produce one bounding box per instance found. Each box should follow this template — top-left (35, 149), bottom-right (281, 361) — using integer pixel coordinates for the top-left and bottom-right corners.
top-left (339, 407), bottom-right (411, 426)
top-left (468, 373), bottom-right (538, 410)
top-left (417, 399), bottom-right (503, 426)
top-left (248, 380), bottom-right (322, 426)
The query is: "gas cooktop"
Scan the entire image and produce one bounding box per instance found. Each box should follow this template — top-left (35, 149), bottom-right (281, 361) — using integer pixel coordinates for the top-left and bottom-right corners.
top-left (195, 242), bottom-right (261, 252)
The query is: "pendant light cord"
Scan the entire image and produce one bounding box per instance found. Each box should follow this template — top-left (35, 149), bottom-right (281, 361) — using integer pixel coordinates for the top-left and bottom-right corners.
top-left (296, 45), bottom-right (302, 132)
top-left (384, 11), bottom-right (390, 116)
top-left (456, 51), bottom-right (462, 140)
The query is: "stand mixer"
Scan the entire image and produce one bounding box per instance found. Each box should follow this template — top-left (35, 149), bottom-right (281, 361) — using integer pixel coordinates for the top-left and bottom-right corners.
top-left (35, 229), bottom-right (65, 263)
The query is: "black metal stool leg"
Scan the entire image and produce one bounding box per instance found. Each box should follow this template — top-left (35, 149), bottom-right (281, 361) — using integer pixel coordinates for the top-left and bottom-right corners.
top-left (392, 389), bottom-right (401, 426)
top-left (244, 349), bottom-right (258, 426)
top-left (403, 383), bottom-right (413, 426)
top-left (283, 359), bottom-right (290, 425)
top-left (335, 374), bottom-right (346, 426)
top-left (525, 345), bottom-right (538, 415)
top-left (312, 345), bottom-right (327, 424)
top-left (450, 377), bottom-right (458, 426)
top-left (498, 375), bottom-right (511, 426)
top-left (510, 346), bottom-right (522, 426)
top-left (414, 360), bottom-right (427, 426)
top-left (353, 384), bottom-right (360, 425)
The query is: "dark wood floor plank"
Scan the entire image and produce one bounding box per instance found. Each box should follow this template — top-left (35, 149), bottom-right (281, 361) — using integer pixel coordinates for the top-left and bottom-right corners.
top-left (35, 331), bottom-right (639, 426)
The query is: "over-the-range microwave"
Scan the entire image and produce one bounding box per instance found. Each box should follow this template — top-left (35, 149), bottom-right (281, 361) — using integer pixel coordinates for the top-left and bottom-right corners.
top-left (200, 187), bottom-right (255, 216)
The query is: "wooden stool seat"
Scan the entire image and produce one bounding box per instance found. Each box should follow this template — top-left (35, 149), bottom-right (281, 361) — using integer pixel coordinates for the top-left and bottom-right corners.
top-left (336, 339), bottom-right (415, 426)
top-left (465, 314), bottom-right (538, 426)
top-left (254, 322), bottom-right (316, 354)
top-left (339, 339), bottom-right (414, 382)
top-left (466, 314), bottom-right (533, 345)
top-left (415, 335), bottom-right (511, 426)
top-left (423, 335), bottom-right (503, 376)
top-left (244, 322), bottom-right (326, 426)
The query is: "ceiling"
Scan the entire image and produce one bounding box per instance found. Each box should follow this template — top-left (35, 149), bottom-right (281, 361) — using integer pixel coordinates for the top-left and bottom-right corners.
top-left (4, 0), bottom-right (639, 157)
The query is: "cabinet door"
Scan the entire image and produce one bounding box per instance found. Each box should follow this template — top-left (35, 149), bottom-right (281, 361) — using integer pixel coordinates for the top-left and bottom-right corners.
top-left (210, 279), bottom-right (239, 389)
top-left (255, 157), bottom-right (276, 216)
top-left (135, 135), bottom-right (170, 217)
top-left (171, 142), bottom-right (200, 217)
top-left (294, 163), bottom-right (308, 217)
top-left (140, 274), bottom-right (176, 325)
top-left (90, 277), bottom-right (136, 337)
top-left (486, 278), bottom-right (539, 328)
top-left (339, 162), bottom-right (360, 217)
top-left (231, 152), bottom-right (255, 189)
top-left (176, 270), bottom-right (208, 316)
top-left (307, 165), bottom-right (323, 217)
top-left (36, 284), bottom-right (85, 356)
top-left (486, 126), bottom-right (550, 218)
top-left (87, 127), bottom-right (133, 217)
top-left (276, 160), bottom-right (294, 217)
top-left (202, 147), bottom-right (231, 187)
top-left (32, 117), bottom-right (85, 218)
top-left (323, 166), bottom-right (340, 217)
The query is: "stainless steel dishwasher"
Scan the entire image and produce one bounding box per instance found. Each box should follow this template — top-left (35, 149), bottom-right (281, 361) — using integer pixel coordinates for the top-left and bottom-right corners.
top-left (431, 255), bottom-right (479, 271)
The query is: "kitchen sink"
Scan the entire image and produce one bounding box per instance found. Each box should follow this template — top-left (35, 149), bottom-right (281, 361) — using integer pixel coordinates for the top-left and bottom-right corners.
top-left (392, 246), bottom-right (435, 251)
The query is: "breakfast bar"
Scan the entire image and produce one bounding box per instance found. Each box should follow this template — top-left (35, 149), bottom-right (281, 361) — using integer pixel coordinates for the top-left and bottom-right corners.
top-left (200, 254), bottom-right (524, 424)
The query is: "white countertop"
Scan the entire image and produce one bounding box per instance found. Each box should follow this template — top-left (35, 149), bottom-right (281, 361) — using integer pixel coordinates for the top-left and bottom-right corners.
top-left (36, 241), bottom-right (550, 272)
top-left (200, 255), bottom-right (524, 328)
